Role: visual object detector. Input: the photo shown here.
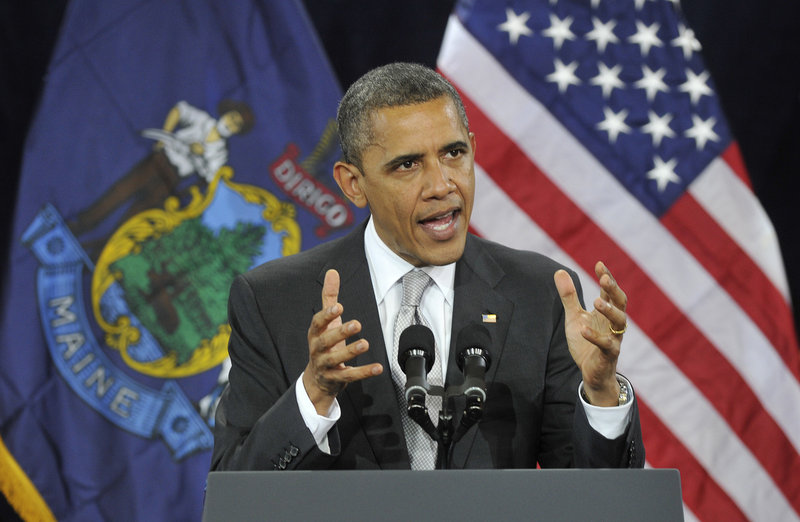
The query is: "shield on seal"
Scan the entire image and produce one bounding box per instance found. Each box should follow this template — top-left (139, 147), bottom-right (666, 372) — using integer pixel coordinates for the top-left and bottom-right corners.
top-left (23, 166), bottom-right (301, 459)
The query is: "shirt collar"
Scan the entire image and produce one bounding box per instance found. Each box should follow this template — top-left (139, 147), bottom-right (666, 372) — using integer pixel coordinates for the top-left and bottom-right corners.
top-left (364, 217), bottom-right (456, 305)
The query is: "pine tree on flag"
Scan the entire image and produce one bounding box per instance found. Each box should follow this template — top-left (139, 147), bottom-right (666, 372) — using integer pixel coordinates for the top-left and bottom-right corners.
top-left (0, 1), bottom-right (367, 520)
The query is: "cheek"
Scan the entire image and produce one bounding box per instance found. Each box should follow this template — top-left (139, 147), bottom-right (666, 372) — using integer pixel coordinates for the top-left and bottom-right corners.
top-left (395, 199), bottom-right (417, 232)
top-left (455, 169), bottom-right (475, 197)
top-left (375, 192), bottom-right (413, 232)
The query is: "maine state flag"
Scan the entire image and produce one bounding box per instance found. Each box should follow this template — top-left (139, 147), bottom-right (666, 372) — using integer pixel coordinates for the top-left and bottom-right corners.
top-left (0, 0), bottom-right (366, 519)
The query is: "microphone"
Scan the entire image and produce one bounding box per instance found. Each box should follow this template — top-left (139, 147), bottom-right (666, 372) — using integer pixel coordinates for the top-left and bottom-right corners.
top-left (397, 324), bottom-right (436, 407)
top-left (456, 322), bottom-right (492, 420)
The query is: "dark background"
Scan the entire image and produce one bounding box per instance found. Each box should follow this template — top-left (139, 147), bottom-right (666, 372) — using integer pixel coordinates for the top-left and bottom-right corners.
top-left (1, 0), bottom-right (798, 519)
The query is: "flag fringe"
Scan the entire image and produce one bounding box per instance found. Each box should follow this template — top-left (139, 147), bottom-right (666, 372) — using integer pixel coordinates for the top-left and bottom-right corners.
top-left (0, 437), bottom-right (55, 522)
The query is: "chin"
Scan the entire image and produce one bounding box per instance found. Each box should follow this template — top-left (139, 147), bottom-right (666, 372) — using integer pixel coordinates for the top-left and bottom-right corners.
top-left (421, 242), bottom-right (466, 266)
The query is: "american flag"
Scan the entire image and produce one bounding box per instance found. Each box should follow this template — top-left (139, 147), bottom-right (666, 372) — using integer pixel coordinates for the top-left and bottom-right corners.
top-left (437, 0), bottom-right (800, 520)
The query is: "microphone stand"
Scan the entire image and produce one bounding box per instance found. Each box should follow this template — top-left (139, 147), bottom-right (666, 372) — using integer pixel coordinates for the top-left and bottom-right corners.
top-left (403, 323), bottom-right (492, 469)
top-left (434, 385), bottom-right (454, 470)
top-left (411, 381), bottom-right (485, 470)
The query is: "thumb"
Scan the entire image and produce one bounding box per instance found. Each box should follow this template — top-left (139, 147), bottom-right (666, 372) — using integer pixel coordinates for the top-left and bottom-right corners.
top-left (322, 269), bottom-right (340, 311)
top-left (554, 269), bottom-right (582, 317)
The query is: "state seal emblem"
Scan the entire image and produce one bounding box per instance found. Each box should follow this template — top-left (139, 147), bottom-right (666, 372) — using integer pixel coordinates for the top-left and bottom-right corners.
top-left (21, 100), bottom-right (351, 460)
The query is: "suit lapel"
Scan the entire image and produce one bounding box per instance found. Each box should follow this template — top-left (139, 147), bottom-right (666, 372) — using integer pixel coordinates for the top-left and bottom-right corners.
top-left (447, 235), bottom-right (514, 468)
top-left (312, 229), bottom-right (512, 469)
top-left (315, 225), bottom-right (410, 468)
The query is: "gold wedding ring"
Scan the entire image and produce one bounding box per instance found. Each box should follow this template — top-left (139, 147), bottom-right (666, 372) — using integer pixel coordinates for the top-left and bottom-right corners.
top-left (609, 323), bottom-right (627, 335)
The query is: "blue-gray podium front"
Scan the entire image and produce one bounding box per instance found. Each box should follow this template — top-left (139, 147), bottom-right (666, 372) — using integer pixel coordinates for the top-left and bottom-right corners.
top-left (203, 469), bottom-right (683, 521)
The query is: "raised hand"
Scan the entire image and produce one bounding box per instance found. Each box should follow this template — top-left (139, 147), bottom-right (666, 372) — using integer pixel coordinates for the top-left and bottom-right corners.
top-left (302, 269), bottom-right (382, 414)
top-left (554, 261), bottom-right (628, 407)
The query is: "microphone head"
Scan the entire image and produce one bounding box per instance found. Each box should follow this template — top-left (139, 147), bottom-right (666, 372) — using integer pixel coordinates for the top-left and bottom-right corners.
top-left (456, 322), bottom-right (492, 371)
top-left (398, 324), bottom-right (435, 373)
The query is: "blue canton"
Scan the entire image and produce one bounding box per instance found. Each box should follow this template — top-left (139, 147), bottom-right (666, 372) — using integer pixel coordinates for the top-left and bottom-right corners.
top-left (459, 0), bottom-right (731, 216)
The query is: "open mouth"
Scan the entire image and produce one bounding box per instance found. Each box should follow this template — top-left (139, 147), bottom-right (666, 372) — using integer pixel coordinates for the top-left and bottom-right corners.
top-left (419, 209), bottom-right (461, 236)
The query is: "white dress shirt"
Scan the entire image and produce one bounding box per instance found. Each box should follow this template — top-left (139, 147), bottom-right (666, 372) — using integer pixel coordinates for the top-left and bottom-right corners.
top-left (296, 217), bottom-right (633, 453)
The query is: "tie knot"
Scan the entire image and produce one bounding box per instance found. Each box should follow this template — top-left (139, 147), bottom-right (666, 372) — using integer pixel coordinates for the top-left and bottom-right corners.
top-left (401, 270), bottom-right (432, 307)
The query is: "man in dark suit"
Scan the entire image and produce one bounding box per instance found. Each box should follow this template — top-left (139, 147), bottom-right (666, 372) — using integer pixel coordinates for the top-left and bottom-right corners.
top-left (211, 63), bottom-right (643, 472)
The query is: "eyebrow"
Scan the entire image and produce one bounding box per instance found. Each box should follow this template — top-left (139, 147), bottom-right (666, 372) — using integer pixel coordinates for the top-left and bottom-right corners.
top-left (383, 153), bottom-right (424, 172)
top-left (441, 140), bottom-right (470, 153)
top-left (382, 140), bottom-right (470, 171)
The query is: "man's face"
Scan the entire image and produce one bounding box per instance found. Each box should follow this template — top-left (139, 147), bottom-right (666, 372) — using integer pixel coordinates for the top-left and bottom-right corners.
top-left (341, 96), bottom-right (476, 267)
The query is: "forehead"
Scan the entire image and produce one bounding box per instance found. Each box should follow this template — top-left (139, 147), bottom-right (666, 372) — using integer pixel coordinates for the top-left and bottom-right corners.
top-left (366, 97), bottom-right (468, 152)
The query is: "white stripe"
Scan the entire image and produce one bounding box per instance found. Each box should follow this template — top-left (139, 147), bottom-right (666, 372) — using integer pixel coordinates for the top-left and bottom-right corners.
top-left (690, 158), bottom-right (790, 300)
top-left (439, 15), bottom-right (800, 453)
top-left (471, 165), bottom-right (571, 266)
top-left (644, 461), bottom-right (699, 522)
top-left (471, 165), bottom-right (799, 521)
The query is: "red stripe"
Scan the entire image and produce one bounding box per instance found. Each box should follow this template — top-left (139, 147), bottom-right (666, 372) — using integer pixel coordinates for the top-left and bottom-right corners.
top-left (639, 401), bottom-right (749, 520)
top-left (662, 193), bottom-right (800, 380)
top-left (477, 190), bottom-right (753, 519)
top-left (638, 400), bottom-right (748, 521)
top-left (721, 142), bottom-right (751, 188)
top-left (457, 88), bottom-right (800, 514)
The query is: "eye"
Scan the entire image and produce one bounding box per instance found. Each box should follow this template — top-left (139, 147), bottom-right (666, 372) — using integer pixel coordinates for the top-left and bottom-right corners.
top-left (446, 148), bottom-right (465, 159)
top-left (392, 158), bottom-right (419, 172)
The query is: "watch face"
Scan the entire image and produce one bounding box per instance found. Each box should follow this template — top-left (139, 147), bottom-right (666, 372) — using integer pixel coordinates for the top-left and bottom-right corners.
top-left (617, 379), bottom-right (629, 405)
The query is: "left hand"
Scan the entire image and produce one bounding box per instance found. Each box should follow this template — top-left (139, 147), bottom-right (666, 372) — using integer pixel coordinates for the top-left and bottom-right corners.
top-left (554, 261), bottom-right (628, 407)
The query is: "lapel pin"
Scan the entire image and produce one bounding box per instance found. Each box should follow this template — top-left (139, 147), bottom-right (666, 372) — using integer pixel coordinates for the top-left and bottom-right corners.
top-left (482, 313), bottom-right (497, 323)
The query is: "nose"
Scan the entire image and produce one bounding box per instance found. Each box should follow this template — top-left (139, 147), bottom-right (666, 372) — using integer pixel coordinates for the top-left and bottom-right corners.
top-left (424, 162), bottom-right (456, 199)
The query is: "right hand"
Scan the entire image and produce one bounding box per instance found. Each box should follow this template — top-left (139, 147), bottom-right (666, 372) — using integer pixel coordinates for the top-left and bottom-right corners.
top-left (303, 269), bottom-right (383, 415)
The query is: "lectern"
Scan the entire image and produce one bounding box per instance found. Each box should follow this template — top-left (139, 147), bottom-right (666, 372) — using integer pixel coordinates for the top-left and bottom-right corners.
top-left (203, 469), bottom-right (683, 521)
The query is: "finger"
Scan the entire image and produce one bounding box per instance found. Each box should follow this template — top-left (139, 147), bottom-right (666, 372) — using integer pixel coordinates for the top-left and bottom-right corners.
top-left (594, 261), bottom-right (627, 312)
top-left (321, 268), bottom-right (340, 312)
top-left (554, 269), bottom-right (584, 315)
top-left (320, 361), bottom-right (384, 384)
top-left (316, 338), bottom-right (370, 369)
top-left (593, 297), bottom-right (628, 333)
top-left (579, 324), bottom-right (621, 359)
top-left (307, 301), bottom-right (343, 339)
top-left (313, 319), bottom-right (362, 355)
top-left (594, 261), bottom-right (612, 302)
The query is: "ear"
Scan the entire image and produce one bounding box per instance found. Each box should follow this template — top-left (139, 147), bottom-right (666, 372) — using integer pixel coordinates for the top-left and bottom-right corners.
top-left (469, 131), bottom-right (476, 157)
top-left (333, 161), bottom-right (368, 208)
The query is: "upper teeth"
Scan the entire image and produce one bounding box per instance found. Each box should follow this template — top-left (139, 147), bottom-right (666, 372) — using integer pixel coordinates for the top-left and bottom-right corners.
top-left (428, 211), bottom-right (454, 230)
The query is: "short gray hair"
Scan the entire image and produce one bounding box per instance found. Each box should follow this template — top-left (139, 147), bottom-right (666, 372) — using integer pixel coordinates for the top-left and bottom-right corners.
top-left (336, 62), bottom-right (469, 171)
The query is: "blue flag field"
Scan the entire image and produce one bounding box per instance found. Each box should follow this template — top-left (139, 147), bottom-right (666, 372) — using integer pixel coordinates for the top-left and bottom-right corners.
top-left (0, 0), bottom-right (366, 519)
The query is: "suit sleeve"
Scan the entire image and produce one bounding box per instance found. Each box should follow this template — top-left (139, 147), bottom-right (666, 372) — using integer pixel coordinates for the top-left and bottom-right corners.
top-left (210, 274), bottom-right (340, 471)
top-left (537, 269), bottom-right (644, 469)
top-left (572, 391), bottom-right (644, 468)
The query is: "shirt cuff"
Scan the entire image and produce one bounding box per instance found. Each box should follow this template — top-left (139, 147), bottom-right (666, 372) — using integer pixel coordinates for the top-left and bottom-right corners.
top-left (577, 375), bottom-right (634, 440)
top-left (295, 373), bottom-right (341, 454)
